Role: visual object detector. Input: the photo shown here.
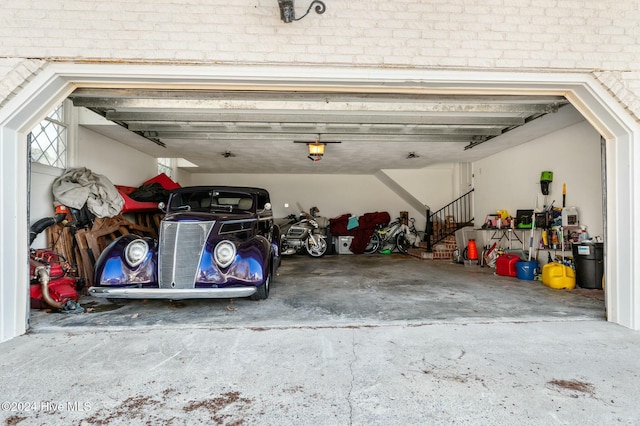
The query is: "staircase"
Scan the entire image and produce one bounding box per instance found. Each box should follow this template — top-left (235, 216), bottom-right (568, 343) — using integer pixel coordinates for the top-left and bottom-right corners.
top-left (407, 188), bottom-right (474, 261)
top-left (407, 234), bottom-right (457, 261)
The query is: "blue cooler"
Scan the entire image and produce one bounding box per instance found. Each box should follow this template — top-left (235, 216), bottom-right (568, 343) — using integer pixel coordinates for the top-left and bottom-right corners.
top-left (516, 261), bottom-right (538, 280)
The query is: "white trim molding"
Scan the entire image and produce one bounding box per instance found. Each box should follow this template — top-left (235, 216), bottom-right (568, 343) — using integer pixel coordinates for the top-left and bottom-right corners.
top-left (1, 63), bottom-right (638, 341)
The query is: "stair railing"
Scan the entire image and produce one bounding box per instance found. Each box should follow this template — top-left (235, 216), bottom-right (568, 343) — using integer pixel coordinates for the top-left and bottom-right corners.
top-left (426, 188), bottom-right (474, 251)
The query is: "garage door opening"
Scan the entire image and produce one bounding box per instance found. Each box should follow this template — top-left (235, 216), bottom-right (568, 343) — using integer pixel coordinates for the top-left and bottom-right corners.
top-left (1, 64), bottom-right (638, 342)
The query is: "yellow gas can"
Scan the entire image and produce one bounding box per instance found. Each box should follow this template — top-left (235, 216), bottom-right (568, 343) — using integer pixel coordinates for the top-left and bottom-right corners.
top-left (542, 262), bottom-right (576, 290)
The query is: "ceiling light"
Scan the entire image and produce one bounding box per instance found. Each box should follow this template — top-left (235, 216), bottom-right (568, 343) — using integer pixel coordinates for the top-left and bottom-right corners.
top-left (294, 137), bottom-right (341, 162)
top-left (307, 140), bottom-right (325, 162)
top-left (277, 0), bottom-right (326, 23)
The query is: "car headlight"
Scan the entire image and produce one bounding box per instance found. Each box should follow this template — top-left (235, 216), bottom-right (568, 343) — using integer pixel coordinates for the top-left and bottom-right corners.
top-left (214, 240), bottom-right (236, 268)
top-left (125, 239), bottom-right (149, 267)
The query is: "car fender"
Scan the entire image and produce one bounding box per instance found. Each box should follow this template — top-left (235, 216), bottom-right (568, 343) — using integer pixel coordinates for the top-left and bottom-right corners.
top-left (94, 234), bottom-right (157, 286)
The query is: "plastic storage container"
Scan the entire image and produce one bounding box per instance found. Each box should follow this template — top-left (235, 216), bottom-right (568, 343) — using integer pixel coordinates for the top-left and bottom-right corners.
top-left (496, 254), bottom-right (520, 277)
top-left (571, 242), bottom-right (604, 289)
top-left (336, 236), bottom-right (354, 254)
top-left (542, 263), bottom-right (576, 290)
top-left (516, 261), bottom-right (538, 280)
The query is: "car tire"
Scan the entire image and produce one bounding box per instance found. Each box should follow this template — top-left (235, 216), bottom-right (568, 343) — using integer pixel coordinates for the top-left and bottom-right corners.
top-left (251, 272), bottom-right (270, 300)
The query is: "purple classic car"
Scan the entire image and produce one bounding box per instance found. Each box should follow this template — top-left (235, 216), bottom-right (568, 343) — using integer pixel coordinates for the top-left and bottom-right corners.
top-left (89, 186), bottom-right (280, 300)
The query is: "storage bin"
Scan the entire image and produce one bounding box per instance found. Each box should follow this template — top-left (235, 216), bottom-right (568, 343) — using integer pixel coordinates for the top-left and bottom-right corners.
top-left (496, 254), bottom-right (520, 277)
top-left (542, 262), bottom-right (576, 290)
top-left (516, 261), bottom-right (538, 280)
top-left (337, 236), bottom-right (354, 254)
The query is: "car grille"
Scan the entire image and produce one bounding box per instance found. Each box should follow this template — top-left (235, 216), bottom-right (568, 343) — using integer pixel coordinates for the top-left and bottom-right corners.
top-left (159, 221), bottom-right (215, 289)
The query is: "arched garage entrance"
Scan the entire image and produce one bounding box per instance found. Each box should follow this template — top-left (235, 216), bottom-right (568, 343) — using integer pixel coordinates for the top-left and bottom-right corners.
top-left (1, 63), bottom-right (638, 342)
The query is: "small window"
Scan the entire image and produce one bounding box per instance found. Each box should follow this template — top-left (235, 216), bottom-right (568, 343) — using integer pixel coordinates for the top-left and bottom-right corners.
top-left (158, 158), bottom-right (173, 178)
top-left (29, 103), bottom-right (67, 168)
top-left (169, 190), bottom-right (212, 211)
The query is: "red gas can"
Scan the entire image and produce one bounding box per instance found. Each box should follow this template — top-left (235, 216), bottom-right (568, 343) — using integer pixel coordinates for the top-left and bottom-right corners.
top-left (495, 254), bottom-right (521, 277)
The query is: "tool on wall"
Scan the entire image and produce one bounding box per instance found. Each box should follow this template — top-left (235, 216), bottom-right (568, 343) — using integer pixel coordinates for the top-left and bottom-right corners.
top-left (540, 171), bottom-right (553, 209)
top-left (562, 182), bottom-right (566, 207)
top-left (540, 171), bottom-right (553, 195)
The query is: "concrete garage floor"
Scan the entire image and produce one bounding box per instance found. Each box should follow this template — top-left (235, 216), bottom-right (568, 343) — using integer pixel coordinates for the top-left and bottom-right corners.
top-left (29, 254), bottom-right (605, 329)
top-left (3, 255), bottom-right (640, 425)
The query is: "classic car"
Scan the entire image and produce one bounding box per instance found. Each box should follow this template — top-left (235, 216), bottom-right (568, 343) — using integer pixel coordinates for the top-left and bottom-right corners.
top-left (89, 186), bottom-right (280, 300)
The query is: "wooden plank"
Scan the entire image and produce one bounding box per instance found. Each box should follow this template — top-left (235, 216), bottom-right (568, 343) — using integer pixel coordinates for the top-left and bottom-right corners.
top-left (74, 229), bottom-right (95, 287)
top-left (83, 229), bottom-right (103, 263)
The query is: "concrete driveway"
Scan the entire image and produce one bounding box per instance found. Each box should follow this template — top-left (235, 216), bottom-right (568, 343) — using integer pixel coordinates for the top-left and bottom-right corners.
top-left (3, 255), bottom-right (639, 425)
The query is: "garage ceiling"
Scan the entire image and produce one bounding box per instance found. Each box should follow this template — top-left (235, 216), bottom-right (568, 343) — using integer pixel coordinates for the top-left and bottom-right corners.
top-left (69, 88), bottom-right (571, 174)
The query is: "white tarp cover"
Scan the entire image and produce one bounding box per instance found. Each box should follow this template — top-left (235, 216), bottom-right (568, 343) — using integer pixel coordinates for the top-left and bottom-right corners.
top-left (52, 167), bottom-right (124, 217)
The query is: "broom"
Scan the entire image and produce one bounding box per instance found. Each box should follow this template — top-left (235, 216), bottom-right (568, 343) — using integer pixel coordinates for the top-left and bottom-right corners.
top-left (528, 212), bottom-right (535, 261)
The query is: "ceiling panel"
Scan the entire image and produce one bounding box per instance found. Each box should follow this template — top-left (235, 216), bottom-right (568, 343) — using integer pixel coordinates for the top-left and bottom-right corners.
top-left (69, 88), bottom-right (571, 174)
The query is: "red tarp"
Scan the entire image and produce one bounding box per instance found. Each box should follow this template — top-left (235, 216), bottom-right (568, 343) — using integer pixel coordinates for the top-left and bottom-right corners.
top-left (117, 173), bottom-right (180, 213)
top-left (330, 211), bottom-right (390, 254)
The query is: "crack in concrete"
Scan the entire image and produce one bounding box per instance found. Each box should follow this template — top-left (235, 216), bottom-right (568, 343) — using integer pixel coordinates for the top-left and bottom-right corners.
top-left (346, 330), bottom-right (357, 425)
top-left (30, 317), bottom-right (602, 337)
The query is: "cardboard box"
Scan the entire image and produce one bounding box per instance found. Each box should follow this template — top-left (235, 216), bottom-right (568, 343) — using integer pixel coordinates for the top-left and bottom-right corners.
top-left (445, 215), bottom-right (456, 229)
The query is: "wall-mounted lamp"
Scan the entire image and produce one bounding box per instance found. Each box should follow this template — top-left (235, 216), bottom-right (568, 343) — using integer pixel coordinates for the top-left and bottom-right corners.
top-left (278, 0), bottom-right (326, 23)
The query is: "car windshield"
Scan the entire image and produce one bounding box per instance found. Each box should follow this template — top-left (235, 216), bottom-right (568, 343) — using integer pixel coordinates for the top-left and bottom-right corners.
top-left (169, 190), bottom-right (254, 213)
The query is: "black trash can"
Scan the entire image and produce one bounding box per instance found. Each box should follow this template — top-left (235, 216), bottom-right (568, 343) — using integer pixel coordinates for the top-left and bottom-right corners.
top-left (571, 242), bottom-right (604, 289)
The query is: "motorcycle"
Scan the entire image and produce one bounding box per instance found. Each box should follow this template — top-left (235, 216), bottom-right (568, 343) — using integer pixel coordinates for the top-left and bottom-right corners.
top-left (279, 213), bottom-right (328, 257)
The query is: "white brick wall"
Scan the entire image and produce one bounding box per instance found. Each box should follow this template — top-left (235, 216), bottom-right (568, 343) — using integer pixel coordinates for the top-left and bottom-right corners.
top-left (594, 72), bottom-right (640, 121)
top-left (1, 0), bottom-right (640, 116)
top-left (0, 59), bottom-right (46, 110)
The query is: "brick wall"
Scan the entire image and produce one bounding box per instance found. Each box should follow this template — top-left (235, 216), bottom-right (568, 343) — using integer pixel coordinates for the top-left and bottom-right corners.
top-left (594, 72), bottom-right (640, 121)
top-left (0, 59), bottom-right (46, 110)
top-left (1, 0), bottom-right (640, 116)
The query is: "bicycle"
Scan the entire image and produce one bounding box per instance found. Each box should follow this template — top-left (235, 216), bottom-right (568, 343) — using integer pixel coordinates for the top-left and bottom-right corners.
top-left (364, 217), bottom-right (421, 254)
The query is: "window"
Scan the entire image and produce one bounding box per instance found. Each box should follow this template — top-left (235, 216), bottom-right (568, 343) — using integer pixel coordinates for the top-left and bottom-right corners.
top-left (157, 157), bottom-right (173, 178)
top-left (29, 103), bottom-right (67, 168)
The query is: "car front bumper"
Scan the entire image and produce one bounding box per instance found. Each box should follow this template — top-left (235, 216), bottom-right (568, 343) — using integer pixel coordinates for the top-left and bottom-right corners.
top-left (88, 286), bottom-right (257, 299)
